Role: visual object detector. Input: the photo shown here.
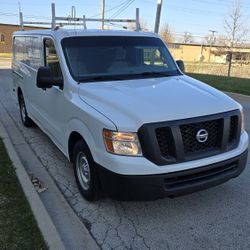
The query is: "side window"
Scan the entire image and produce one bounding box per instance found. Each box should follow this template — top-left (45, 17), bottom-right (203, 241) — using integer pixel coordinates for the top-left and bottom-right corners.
top-left (143, 48), bottom-right (165, 67)
top-left (14, 36), bottom-right (25, 62)
top-left (14, 36), bottom-right (42, 69)
top-left (24, 37), bottom-right (32, 66)
top-left (30, 37), bottom-right (42, 69)
top-left (44, 38), bottom-right (63, 78)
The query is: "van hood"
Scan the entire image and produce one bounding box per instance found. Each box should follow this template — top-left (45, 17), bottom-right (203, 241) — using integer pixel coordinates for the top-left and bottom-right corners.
top-left (78, 75), bottom-right (239, 131)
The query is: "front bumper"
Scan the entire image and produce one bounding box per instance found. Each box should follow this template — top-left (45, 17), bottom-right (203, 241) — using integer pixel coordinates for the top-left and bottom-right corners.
top-left (97, 149), bottom-right (248, 200)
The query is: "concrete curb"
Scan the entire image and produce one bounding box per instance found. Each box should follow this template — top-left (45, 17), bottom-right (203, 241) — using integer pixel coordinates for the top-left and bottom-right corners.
top-left (0, 122), bottom-right (65, 250)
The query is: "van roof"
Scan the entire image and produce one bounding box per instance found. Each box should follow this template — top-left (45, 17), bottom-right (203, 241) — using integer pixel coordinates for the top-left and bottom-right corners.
top-left (13, 29), bottom-right (158, 40)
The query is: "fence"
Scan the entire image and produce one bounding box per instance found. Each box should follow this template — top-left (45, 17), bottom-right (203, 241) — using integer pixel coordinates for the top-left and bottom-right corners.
top-left (185, 62), bottom-right (250, 79)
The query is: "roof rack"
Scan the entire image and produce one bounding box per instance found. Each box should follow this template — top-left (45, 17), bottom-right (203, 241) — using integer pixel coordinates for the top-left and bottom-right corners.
top-left (19, 3), bottom-right (140, 31)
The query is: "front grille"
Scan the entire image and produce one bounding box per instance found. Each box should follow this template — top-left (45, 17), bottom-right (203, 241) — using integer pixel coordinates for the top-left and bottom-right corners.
top-left (138, 110), bottom-right (241, 166)
top-left (229, 115), bottom-right (238, 143)
top-left (155, 127), bottom-right (172, 158)
top-left (180, 119), bottom-right (221, 155)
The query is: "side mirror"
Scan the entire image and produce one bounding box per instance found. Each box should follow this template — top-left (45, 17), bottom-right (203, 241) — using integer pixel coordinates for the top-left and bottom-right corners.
top-left (37, 66), bottom-right (63, 90)
top-left (176, 60), bottom-right (185, 73)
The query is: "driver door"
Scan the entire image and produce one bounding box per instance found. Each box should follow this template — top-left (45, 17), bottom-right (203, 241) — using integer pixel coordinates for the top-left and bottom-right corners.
top-left (37, 37), bottom-right (66, 148)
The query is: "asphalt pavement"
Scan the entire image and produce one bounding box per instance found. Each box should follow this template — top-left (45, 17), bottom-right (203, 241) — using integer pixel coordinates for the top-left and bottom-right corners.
top-left (0, 66), bottom-right (250, 250)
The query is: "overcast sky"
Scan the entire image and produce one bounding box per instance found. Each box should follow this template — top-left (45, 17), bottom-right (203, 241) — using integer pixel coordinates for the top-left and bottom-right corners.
top-left (0, 0), bottom-right (249, 41)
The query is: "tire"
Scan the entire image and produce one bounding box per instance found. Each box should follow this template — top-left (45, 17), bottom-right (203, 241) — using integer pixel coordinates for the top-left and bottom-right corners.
top-left (73, 139), bottom-right (99, 201)
top-left (18, 93), bottom-right (34, 127)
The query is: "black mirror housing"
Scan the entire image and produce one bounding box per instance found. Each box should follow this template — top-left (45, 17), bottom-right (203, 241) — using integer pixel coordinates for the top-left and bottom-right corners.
top-left (176, 60), bottom-right (185, 73)
top-left (37, 67), bottom-right (53, 89)
top-left (37, 66), bottom-right (63, 89)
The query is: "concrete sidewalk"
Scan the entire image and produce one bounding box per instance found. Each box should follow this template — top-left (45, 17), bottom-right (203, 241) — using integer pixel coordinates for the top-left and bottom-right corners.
top-left (0, 102), bottom-right (99, 249)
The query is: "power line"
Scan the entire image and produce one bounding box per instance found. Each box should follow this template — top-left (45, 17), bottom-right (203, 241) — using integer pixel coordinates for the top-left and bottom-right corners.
top-left (108, 0), bottom-right (132, 19)
top-left (0, 12), bottom-right (18, 16)
top-left (0, 1), bottom-right (136, 25)
top-left (89, 0), bottom-right (133, 18)
top-left (109, 0), bottom-right (135, 19)
top-left (0, 1), bottom-right (135, 20)
top-left (0, 11), bottom-right (50, 19)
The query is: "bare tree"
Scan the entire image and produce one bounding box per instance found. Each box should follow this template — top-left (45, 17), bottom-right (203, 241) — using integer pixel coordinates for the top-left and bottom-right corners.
top-left (211, 35), bottom-right (228, 58)
top-left (224, 0), bottom-right (248, 76)
top-left (215, 35), bottom-right (228, 46)
top-left (203, 35), bottom-right (210, 45)
top-left (203, 32), bottom-right (218, 46)
top-left (160, 24), bottom-right (175, 44)
top-left (139, 19), bottom-right (148, 31)
top-left (182, 31), bottom-right (194, 43)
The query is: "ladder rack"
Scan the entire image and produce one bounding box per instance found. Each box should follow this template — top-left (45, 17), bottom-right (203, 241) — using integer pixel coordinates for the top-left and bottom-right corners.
top-left (19, 3), bottom-right (140, 31)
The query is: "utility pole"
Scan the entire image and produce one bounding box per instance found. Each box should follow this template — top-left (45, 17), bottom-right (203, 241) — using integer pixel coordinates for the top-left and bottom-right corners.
top-left (154, 0), bottom-right (163, 34)
top-left (18, 1), bottom-right (21, 13)
top-left (18, 1), bottom-right (24, 30)
top-left (101, 0), bottom-right (105, 30)
top-left (208, 29), bottom-right (217, 62)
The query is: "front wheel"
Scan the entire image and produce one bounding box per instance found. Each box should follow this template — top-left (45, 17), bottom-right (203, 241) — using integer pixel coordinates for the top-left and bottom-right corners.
top-left (18, 93), bottom-right (34, 127)
top-left (73, 139), bottom-right (99, 201)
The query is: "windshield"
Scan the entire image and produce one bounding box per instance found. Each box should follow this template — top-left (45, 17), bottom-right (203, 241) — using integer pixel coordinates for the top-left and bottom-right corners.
top-left (61, 36), bottom-right (181, 82)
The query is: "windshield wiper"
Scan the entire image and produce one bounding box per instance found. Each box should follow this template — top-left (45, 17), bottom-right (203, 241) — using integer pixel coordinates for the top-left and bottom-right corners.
top-left (137, 71), bottom-right (175, 77)
top-left (78, 71), bottom-right (179, 83)
top-left (78, 75), bottom-right (123, 83)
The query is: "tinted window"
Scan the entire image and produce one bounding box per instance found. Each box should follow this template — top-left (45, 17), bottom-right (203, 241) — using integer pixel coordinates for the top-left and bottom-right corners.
top-left (31, 37), bottom-right (42, 69)
top-left (14, 36), bottom-right (25, 62)
top-left (61, 36), bottom-right (181, 82)
top-left (14, 36), bottom-right (42, 69)
top-left (44, 38), bottom-right (62, 78)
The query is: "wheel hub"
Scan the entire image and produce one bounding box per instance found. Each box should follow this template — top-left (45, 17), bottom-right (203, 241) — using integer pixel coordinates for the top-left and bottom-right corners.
top-left (76, 152), bottom-right (90, 190)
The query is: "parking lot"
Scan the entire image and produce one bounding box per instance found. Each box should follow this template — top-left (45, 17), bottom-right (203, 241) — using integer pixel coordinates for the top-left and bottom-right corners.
top-left (0, 66), bottom-right (250, 250)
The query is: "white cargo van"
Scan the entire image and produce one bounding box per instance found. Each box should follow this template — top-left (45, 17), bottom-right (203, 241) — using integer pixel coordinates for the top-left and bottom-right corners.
top-left (12, 29), bottom-right (248, 200)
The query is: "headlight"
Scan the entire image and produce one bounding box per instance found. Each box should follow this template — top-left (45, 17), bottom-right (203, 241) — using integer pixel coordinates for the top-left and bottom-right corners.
top-left (240, 109), bottom-right (245, 134)
top-left (103, 129), bottom-right (142, 156)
